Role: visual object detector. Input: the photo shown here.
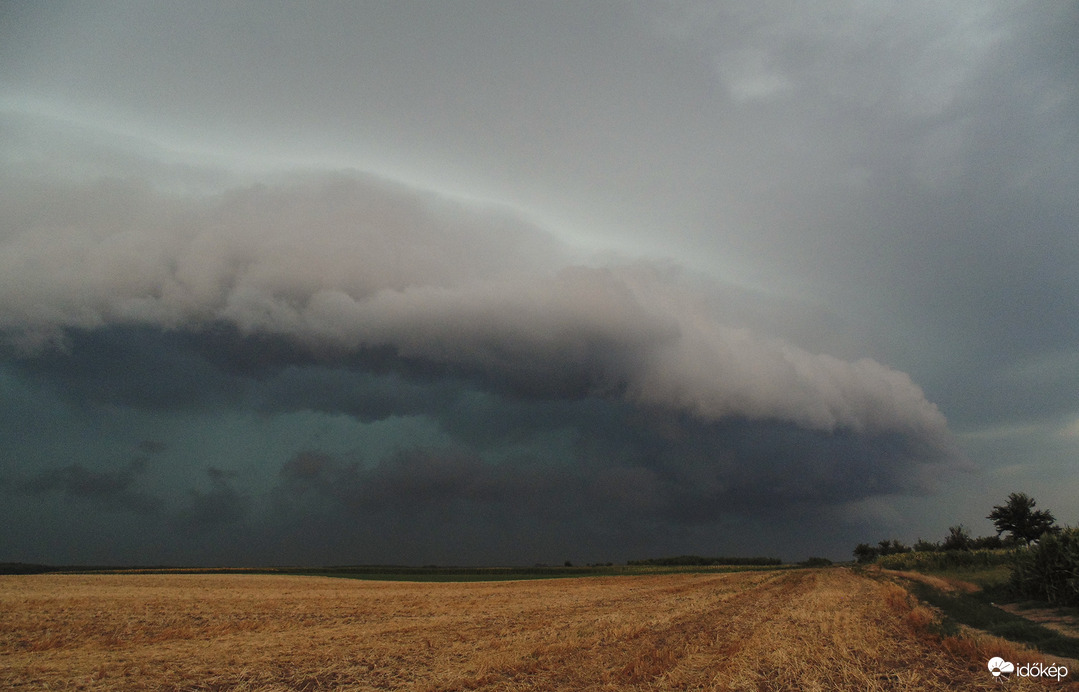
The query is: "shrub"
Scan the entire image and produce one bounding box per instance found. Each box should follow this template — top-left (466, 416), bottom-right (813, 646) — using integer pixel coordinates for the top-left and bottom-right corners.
top-left (801, 557), bottom-right (833, 567)
top-left (1009, 527), bottom-right (1079, 606)
top-left (942, 525), bottom-right (971, 551)
top-left (853, 543), bottom-right (878, 564)
top-left (970, 534), bottom-right (1004, 550)
top-left (877, 549), bottom-right (1015, 571)
top-left (878, 539), bottom-right (911, 555)
top-left (627, 555), bottom-right (782, 566)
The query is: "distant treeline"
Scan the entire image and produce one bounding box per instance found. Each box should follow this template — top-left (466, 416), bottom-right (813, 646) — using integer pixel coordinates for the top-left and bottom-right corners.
top-left (0, 563), bottom-right (636, 582)
top-left (627, 555), bottom-right (781, 567)
top-left (0, 564), bottom-right (606, 580)
top-left (2, 559), bottom-right (786, 579)
top-left (0, 563), bottom-right (66, 575)
top-left (0, 562), bottom-right (178, 575)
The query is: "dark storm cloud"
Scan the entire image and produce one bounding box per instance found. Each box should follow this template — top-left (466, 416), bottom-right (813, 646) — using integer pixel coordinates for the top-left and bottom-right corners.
top-left (274, 449), bottom-right (566, 517)
top-left (5, 325), bottom-right (251, 411)
top-left (5, 1), bottom-right (1075, 564)
top-left (9, 457), bottom-right (159, 515)
top-left (0, 130), bottom-right (967, 562)
top-left (279, 415), bottom-right (944, 527)
top-left (6, 314), bottom-right (956, 525)
top-left (174, 467), bottom-right (249, 534)
top-left (138, 440), bottom-right (167, 455)
top-left (260, 412), bottom-right (945, 563)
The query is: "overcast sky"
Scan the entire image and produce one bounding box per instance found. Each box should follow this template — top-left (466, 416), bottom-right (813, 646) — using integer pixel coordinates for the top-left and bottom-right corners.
top-left (1, 1), bottom-right (1076, 566)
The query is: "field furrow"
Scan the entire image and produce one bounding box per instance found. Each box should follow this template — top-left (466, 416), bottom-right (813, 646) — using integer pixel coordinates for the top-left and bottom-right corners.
top-left (0, 569), bottom-right (1068, 690)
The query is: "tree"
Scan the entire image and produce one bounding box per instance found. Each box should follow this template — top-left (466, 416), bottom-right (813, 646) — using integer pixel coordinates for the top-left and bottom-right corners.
top-left (970, 534), bottom-right (1004, 550)
top-left (942, 524), bottom-right (972, 551)
top-left (877, 539), bottom-right (910, 556)
top-left (913, 538), bottom-right (940, 552)
top-left (988, 492), bottom-right (1058, 545)
top-left (853, 543), bottom-right (878, 564)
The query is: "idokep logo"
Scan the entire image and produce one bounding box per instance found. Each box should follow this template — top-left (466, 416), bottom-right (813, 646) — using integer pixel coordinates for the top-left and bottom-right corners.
top-left (987, 657), bottom-right (1013, 677)
top-left (988, 656), bottom-right (1069, 681)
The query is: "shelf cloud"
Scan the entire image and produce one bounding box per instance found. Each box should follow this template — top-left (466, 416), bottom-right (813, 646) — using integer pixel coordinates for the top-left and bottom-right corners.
top-left (0, 149), bottom-right (964, 562)
top-left (2, 1), bottom-right (1074, 565)
top-left (1, 167), bottom-right (953, 446)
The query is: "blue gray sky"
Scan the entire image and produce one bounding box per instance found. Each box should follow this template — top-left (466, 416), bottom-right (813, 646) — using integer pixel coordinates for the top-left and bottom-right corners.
top-left (1, 1), bottom-right (1076, 566)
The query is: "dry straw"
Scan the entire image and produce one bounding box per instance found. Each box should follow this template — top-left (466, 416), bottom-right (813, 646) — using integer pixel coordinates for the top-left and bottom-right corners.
top-left (1, 569), bottom-right (1067, 690)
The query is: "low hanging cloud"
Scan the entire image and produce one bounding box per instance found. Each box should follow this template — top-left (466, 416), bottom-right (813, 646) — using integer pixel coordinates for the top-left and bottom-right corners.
top-left (1, 164), bottom-right (952, 444)
top-left (258, 422), bottom-right (940, 564)
top-left (173, 467), bottom-right (250, 535)
top-left (0, 123), bottom-right (967, 559)
top-left (10, 457), bottom-right (159, 515)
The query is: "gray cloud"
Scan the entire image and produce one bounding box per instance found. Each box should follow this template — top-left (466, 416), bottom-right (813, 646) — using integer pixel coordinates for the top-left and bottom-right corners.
top-left (174, 467), bottom-right (249, 534)
top-left (0, 150), bottom-right (957, 464)
top-left (3, 2), bottom-right (1075, 565)
top-left (0, 124), bottom-right (966, 568)
top-left (9, 457), bottom-right (159, 515)
top-left (259, 421), bottom-right (946, 565)
top-left (0, 154), bottom-right (966, 560)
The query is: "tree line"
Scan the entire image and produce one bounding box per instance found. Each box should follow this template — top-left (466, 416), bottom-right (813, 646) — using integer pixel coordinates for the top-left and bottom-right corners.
top-left (627, 555), bottom-right (782, 567)
top-left (853, 492), bottom-right (1058, 563)
top-left (854, 492), bottom-right (1078, 607)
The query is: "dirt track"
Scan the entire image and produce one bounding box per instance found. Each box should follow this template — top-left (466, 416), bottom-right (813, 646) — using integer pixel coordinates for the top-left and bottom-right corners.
top-left (1, 568), bottom-right (1070, 690)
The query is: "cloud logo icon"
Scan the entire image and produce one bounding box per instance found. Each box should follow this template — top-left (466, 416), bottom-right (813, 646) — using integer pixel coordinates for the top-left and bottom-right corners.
top-left (988, 657), bottom-right (1015, 677)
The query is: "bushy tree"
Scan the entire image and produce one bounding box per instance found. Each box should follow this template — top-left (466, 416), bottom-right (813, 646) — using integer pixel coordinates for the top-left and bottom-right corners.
top-left (853, 543), bottom-right (878, 563)
top-left (942, 525), bottom-right (972, 551)
top-left (970, 534), bottom-right (1004, 550)
top-left (913, 538), bottom-right (940, 552)
top-left (802, 557), bottom-right (833, 567)
top-left (878, 539), bottom-right (911, 556)
top-left (988, 492), bottom-right (1058, 544)
top-left (853, 539), bottom-right (913, 563)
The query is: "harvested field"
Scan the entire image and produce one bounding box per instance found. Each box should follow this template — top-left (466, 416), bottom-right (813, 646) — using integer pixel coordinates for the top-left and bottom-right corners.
top-left (0, 568), bottom-right (1070, 690)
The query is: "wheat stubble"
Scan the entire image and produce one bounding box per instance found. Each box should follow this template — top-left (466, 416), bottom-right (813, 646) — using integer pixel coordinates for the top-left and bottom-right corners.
top-left (0, 569), bottom-right (1064, 690)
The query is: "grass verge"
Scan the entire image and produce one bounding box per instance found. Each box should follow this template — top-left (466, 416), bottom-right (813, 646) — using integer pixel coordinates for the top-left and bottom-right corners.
top-left (888, 569), bottom-right (1079, 661)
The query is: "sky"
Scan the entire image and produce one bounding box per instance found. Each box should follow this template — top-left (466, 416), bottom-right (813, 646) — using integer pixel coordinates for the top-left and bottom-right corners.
top-left (1, 1), bottom-right (1076, 566)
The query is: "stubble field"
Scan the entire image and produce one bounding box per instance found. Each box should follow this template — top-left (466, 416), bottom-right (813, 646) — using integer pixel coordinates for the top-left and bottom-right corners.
top-left (0, 568), bottom-right (1067, 690)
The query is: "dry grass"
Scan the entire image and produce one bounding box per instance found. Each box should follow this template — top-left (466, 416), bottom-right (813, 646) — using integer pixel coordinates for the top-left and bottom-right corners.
top-left (0, 569), bottom-right (1071, 690)
top-left (874, 567), bottom-right (982, 594)
top-left (997, 603), bottom-right (1079, 640)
